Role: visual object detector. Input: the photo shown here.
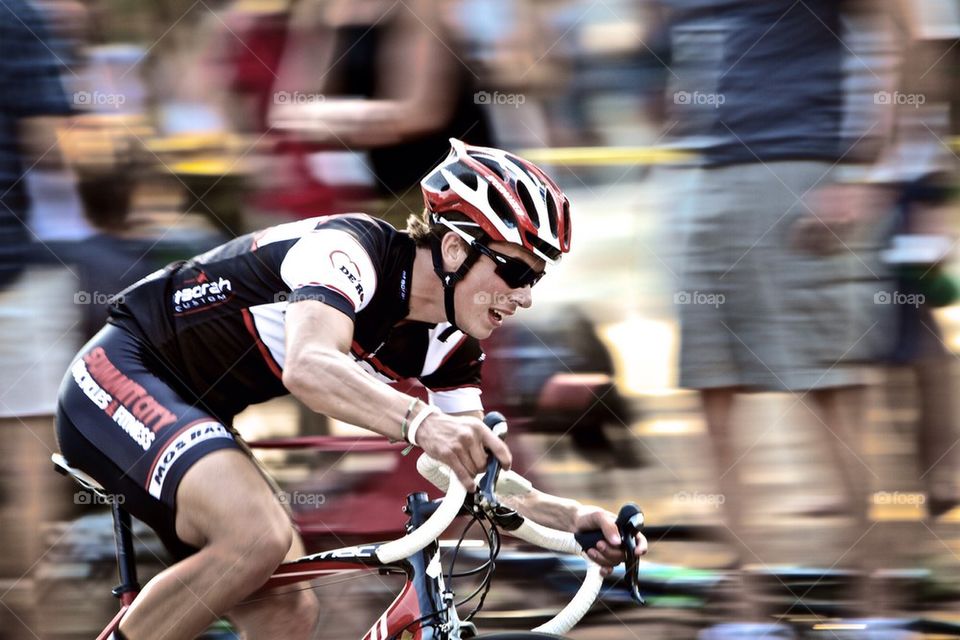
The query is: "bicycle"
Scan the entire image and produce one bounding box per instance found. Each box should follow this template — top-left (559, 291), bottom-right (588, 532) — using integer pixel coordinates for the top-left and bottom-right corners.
top-left (53, 412), bottom-right (646, 639)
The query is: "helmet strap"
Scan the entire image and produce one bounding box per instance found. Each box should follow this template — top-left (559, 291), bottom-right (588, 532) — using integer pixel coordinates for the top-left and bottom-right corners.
top-left (430, 234), bottom-right (479, 331)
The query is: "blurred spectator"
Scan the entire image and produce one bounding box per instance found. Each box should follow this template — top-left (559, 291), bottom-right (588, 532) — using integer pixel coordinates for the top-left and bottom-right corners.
top-left (0, 3), bottom-right (78, 637)
top-left (0, 0), bottom-right (75, 286)
top-left (269, 0), bottom-right (494, 219)
top-left (650, 0), bottom-right (898, 591)
top-left (872, 1), bottom-right (960, 518)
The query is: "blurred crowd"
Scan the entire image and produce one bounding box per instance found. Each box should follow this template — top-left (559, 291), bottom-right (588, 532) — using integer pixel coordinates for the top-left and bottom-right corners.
top-left (3, 0), bottom-right (960, 637)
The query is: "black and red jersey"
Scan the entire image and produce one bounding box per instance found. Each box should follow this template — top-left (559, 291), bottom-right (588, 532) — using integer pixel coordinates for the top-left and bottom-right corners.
top-left (108, 214), bottom-right (483, 419)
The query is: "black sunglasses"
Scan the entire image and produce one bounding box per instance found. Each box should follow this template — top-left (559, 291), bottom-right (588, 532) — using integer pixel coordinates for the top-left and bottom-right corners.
top-left (472, 243), bottom-right (546, 288)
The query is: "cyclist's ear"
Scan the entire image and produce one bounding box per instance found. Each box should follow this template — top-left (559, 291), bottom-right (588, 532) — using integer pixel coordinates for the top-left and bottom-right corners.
top-left (440, 231), bottom-right (470, 271)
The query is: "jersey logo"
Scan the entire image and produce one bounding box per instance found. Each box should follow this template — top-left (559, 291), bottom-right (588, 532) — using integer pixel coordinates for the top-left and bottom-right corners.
top-left (148, 421), bottom-right (233, 498)
top-left (172, 272), bottom-right (234, 314)
top-left (330, 250), bottom-right (365, 303)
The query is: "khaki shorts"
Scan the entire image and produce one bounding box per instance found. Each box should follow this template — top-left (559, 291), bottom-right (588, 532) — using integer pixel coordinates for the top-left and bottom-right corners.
top-left (675, 161), bottom-right (885, 391)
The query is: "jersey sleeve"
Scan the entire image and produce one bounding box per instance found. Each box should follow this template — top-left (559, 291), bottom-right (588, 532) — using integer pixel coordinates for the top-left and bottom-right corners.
top-left (419, 332), bottom-right (484, 414)
top-left (279, 228), bottom-right (379, 321)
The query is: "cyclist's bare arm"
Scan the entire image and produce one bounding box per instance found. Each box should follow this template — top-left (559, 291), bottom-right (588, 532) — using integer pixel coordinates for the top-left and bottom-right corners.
top-left (453, 409), bottom-right (647, 574)
top-left (283, 300), bottom-right (511, 488)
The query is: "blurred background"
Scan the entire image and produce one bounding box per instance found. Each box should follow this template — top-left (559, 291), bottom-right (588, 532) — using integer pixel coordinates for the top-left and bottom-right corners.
top-left (3, 0), bottom-right (960, 638)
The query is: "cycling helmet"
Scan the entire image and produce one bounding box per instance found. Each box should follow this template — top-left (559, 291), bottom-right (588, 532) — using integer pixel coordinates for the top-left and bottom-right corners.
top-left (421, 138), bottom-right (572, 264)
top-left (419, 139), bottom-right (572, 331)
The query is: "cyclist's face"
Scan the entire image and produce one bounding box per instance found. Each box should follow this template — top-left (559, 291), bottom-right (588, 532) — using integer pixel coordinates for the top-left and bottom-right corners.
top-left (456, 241), bottom-right (545, 339)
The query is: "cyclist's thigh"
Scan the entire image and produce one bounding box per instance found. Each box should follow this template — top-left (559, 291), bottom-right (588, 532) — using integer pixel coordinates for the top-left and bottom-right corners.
top-left (55, 325), bottom-right (244, 559)
top-left (222, 528), bottom-right (316, 635)
top-left (173, 448), bottom-right (292, 549)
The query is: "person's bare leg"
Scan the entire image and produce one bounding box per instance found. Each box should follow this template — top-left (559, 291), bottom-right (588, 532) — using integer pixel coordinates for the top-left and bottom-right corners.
top-left (226, 529), bottom-right (320, 639)
top-left (809, 385), bottom-right (871, 614)
top-left (915, 357), bottom-right (960, 515)
top-left (117, 450), bottom-right (295, 640)
top-left (702, 387), bottom-right (760, 618)
top-left (809, 386), bottom-right (868, 528)
top-left (702, 387), bottom-right (744, 542)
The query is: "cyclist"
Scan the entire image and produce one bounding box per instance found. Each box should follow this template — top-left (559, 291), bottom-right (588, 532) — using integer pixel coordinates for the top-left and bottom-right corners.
top-left (56, 139), bottom-right (648, 640)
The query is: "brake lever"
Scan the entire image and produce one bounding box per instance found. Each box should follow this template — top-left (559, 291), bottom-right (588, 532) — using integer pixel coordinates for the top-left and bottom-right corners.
top-left (477, 412), bottom-right (507, 511)
top-left (574, 503), bottom-right (646, 606)
top-left (618, 504), bottom-right (645, 606)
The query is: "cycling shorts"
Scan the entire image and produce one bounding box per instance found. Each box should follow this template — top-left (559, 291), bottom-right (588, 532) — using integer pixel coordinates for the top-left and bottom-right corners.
top-left (55, 324), bottom-right (243, 559)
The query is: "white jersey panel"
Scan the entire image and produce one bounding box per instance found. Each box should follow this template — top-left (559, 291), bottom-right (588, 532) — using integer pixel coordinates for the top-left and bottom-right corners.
top-left (248, 302), bottom-right (288, 368)
top-left (279, 228), bottom-right (379, 312)
top-left (421, 324), bottom-right (467, 377)
top-left (428, 387), bottom-right (483, 414)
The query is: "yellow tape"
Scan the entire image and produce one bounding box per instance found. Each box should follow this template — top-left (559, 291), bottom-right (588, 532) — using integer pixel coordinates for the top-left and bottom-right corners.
top-left (517, 146), bottom-right (696, 166)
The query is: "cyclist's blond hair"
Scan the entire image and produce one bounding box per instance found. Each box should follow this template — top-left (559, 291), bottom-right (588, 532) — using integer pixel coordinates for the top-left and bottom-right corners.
top-left (406, 210), bottom-right (477, 247)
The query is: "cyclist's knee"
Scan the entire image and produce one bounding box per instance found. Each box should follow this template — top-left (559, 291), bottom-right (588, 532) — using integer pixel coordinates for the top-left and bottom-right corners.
top-left (228, 581), bottom-right (320, 639)
top-left (286, 588), bottom-right (321, 635)
top-left (238, 518), bottom-right (292, 576)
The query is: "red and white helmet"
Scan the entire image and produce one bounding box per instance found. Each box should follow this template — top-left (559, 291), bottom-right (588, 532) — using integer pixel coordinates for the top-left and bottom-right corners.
top-left (421, 138), bottom-right (572, 264)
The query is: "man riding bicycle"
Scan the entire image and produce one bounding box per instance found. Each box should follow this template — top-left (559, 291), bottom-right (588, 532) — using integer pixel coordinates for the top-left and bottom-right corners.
top-left (55, 139), bottom-right (647, 640)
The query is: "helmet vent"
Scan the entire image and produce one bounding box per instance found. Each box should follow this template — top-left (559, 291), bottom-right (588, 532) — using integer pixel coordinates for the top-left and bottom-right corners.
top-left (545, 190), bottom-right (558, 237)
top-left (517, 181), bottom-right (540, 228)
top-left (474, 155), bottom-right (506, 181)
top-left (523, 229), bottom-right (562, 262)
top-left (452, 164), bottom-right (478, 191)
top-left (487, 189), bottom-right (518, 230)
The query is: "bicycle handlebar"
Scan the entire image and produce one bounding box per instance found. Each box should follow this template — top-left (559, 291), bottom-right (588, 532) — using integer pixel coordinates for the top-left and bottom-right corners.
top-left (412, 410), bottom-right (645, 635)
top-left (416, 450), bottom-right (607, 634)
top-left (375, 466), bottom-right (467, 564)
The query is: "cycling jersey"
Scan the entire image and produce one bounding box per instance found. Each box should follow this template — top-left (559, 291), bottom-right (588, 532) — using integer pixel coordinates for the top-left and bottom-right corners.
top-left (108, 213), bottom-right (485, 419)
top-left (56, 213), bottom-right (485, 559)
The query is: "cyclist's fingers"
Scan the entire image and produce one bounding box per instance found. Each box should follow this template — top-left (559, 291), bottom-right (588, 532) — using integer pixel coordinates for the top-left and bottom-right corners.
top-left (447, 454), bottom-right (477, 492)
top-left (480, 429), bottom-right (512, 471)
top-left (463, 432), bottom-right (487, 474)
top-left (594, 541), bottom-right (624, 564)
top-left (597, 515), bottom-right (621, 548)
top-left (636, 533), bottom-right (649, 556)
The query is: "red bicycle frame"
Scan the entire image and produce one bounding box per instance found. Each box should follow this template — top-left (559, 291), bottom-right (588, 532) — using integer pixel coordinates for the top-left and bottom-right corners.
top-left (96, 491), bottom-right (460, 640)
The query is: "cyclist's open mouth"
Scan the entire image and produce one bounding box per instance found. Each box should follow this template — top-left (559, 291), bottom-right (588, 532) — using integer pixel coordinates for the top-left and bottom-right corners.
top-left (488, 309), bottom-right (504, 327)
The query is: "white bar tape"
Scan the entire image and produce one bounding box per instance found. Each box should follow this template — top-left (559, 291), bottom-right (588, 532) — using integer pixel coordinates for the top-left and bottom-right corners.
top-left (416, 453), bottom-right (450, 490)
top-left (406, 405), bottom-right (437, 447)
top-left (533, 563), bottom-right (604, 635)
top-left (416, 453), bottom-right (533, 498)
top-left (509, 519), bottom-right (582, 556)
top-left (375, 467), bottom-right (466, 564)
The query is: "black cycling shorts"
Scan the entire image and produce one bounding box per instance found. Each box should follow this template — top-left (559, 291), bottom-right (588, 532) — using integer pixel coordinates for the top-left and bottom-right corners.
top-left (55, 324), bottom-right (243, 559)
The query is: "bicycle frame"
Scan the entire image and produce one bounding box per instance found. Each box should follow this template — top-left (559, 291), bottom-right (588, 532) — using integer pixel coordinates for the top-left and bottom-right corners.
top-left (94, 490), bottom-right (466, 640)
top-left (261, 490), bottom-right (465, 640)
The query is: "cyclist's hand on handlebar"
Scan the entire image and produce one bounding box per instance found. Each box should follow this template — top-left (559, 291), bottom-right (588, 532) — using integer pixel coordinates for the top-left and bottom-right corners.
top-left (574, 506), bottom-right (648, 577)
top-left (416, 413), bottom-right (512, 491)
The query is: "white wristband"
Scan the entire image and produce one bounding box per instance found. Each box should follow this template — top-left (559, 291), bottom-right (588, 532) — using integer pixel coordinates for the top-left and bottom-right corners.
top-left (406, 405), bottom-right (437, 447)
